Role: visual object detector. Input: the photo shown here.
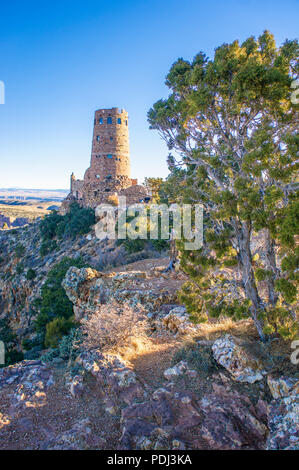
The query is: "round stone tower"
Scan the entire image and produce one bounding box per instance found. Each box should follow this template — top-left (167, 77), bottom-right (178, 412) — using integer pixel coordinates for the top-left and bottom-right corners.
top-left (61, 106), bottom-right (149, 211)
top-left (84, 107), bottom-right (131, 187)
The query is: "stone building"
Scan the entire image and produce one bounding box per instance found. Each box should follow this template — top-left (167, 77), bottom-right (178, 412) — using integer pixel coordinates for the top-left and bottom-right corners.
top-left (61, 107), bottom-right (149, 213)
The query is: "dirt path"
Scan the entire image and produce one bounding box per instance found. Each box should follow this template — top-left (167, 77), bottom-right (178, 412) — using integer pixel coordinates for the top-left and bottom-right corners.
top-left (125, 338), bottom-right (182, 389)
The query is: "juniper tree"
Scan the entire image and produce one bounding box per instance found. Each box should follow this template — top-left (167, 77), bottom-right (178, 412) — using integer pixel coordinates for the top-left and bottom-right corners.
top-left (148, 31), bottom-right (298, 341)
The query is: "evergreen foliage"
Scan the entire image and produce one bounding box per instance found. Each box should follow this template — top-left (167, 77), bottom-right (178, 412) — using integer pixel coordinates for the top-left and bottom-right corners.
top-left (35, 257), bottom-right (85, 343)
top-left (148, 31), bottom-right (298, 340)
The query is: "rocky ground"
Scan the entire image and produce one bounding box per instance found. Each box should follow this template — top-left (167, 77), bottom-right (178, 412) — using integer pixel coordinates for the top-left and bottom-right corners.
top-left (0, 222), bottom-right (298, 450)
top-left (0, 331), bottom-right (298, 450)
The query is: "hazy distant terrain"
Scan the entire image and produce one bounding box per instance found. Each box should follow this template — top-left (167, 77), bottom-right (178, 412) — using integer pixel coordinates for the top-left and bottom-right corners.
top-left (0, 187), bottom-right (68, 201)
top-left (0, 188), bottom-right (65, 228)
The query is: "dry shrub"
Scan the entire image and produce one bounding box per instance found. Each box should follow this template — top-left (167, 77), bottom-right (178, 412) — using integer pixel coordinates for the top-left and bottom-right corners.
top-left (81, 301), bottom-right (148, 352)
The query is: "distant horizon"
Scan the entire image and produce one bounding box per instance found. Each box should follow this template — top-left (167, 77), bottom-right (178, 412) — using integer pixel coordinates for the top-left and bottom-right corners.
top-left (0, 187), bottom-right (69, 190)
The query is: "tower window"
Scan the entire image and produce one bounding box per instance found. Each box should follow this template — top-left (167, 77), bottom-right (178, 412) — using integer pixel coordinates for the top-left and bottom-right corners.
top-left (106, 175), bottom-right (112, 180)
top-left (107, 154), bottom-right (113, 159)
top-left (96, 135), bottom-right (100, 142)
top-left (107, 117), bottom-right (112, 124)
top-left (110, 136), bottom-right (113, 141)
top-left (99, 117), bottom-right (103, 124)
top-left (125, 120), bottom-right (128, 126)
top-left (117, 118), bottom-right (121, 124)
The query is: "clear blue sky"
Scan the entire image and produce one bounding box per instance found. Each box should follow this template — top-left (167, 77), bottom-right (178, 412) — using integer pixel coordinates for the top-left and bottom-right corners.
top-left (0, 0), bottom-right (298, 189)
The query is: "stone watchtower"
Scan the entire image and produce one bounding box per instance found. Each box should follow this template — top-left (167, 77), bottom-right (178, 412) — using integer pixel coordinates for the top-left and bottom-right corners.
top-left (63, 107), bottom-right (148, 212)
top-left (85, 108), bottom-right (131, 187)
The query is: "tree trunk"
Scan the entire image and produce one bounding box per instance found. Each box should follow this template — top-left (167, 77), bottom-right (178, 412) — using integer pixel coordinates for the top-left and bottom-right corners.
top-left (264, 229), bottom-right (279, 307)
top-left (237, 221), bottom-right (266, 341)
top-left (164, 231), bottom-right (178, 272)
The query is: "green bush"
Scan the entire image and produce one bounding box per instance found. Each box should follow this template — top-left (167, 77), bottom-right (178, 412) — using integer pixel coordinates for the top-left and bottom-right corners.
top-left (172, 342), bottom-right (218, 376)
top-left (119, 238), bottom-right (146, 254)
top-left (3, 349), bottom-right (24, 367)
top-left (116, 209), bottom-right (170, 254)
top-left (0, 318), bottom-right (15, 344)
top-left (40, 210), bottom-right (64, 241)
top-left (45, 317), bottom-right (75, 348)
top-left (35, 257), bottom-right (85, 344)
top-left (0, 319), bottom-right (23, 367)
top-left (40, 203), bottom-right (95, 243)
top-left (15, 243), bottom-right (25, 258)
top-left (40, 240), bottom-right (58, 257)
top-left (16, 263), bottom-right (24, 275)
top-left (26, 268), bottom-right (37, 281)
top-left (58, 328), bottom-right (82, 360)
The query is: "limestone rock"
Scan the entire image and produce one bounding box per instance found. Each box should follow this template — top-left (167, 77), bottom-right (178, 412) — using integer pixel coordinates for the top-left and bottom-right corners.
top-left (0, 360), bottom-right (55, 415)
top-left (267, 375), bottom-right (299, 399)
top-left (212, 335), bottom-right (265, 383)
top-left (161, 306), bottom-right (198, 335)
top-left (76, 350), bottom-right (146, 410)
top-left (266, 395), bottom-right (299, 450)
top-left (63, 266), bottom-right (179, 320)
top-left (163, 361), bottom-right (197, 380)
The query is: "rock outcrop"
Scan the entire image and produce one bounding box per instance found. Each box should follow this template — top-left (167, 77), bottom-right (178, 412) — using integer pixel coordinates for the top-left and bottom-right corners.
top-left (212, 335), bottom-right (265, 383)
top-left (62, 266), bottom-right (181, 321)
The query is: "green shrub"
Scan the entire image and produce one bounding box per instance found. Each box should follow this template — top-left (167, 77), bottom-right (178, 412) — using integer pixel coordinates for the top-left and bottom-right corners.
top-left (0, 318), bottom-right (15, 344)
top-left (3, 349), bottom-right (24, 367)
top-left (26, 268), bottom-right (37, 280)
top-left (45, 317), bottom-right (75, 348)
top-left (0, 319), bottom-right (23, 367)
top-left (40, 240), bottom-right (58, 257)
top-left (40, 348), bottom-right (59, 363)
top-left (116, 208), bottom-right (170, 254)
top-left (40, 211), bottom-right (64, 241)
top-left (15, 243), bottom-right (25, 258)
top-left (120, 238), bottom-right (146, 254)
top-left (35, 257), bottom-right (85, 344)
top-left (172, 342), bottom-right (218, 376)
top-left (16, 263), bottom-right (24, 275)
top-left (40, 203), bottom-right (95, 242)
top-left (58, 328), bottom-right (82, 360)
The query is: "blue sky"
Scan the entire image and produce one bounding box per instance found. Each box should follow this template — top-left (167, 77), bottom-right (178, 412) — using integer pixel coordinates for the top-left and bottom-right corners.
top-left (0, 0), bottom-right (298, 189)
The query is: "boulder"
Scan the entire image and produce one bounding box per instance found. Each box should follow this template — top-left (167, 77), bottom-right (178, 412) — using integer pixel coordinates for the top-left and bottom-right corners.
top-left (161, 306), bottom-right (199, 335)
top-left (163, 361), bottom-right (197, 380)
top-left (212, 335), bottom-right (265, 383)
top-left (63, 266), bottom-right (179, 320)
top-left (266, 395), bottom-right (299, 450)
top-left (76, 350), bottom-right (146, 412)
top-left (267, 375), bottom-right (299, 399)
